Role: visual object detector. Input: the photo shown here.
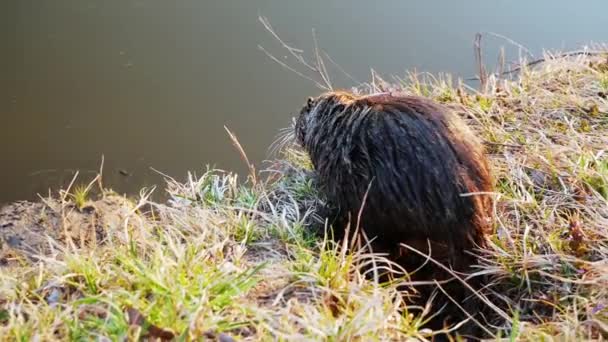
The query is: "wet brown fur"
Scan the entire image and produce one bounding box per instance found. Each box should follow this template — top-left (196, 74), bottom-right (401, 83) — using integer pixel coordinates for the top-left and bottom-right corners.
top-left (294, 91), bottom-right (494, 339)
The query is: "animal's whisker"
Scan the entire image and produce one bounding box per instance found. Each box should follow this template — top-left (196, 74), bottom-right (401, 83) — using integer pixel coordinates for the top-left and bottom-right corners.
top-left (268, 123), bottom-right (298, 157)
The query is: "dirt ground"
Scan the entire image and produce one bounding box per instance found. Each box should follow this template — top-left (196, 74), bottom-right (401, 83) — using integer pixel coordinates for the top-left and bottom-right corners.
top-left (0, 194), bottom-right (137, 266)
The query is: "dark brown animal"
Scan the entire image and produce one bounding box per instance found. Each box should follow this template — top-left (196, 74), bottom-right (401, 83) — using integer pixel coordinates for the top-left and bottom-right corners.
top-left (294, 90), bottom-right (494, 338)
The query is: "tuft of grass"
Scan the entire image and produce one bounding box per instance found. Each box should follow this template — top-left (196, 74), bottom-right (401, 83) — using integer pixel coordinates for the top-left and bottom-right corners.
top-left (70, 184), bottom-right (90, 211)
top-left (2, 44), bottom-right (608, 340)
top-left (476, 95), bottom-right (494, 113)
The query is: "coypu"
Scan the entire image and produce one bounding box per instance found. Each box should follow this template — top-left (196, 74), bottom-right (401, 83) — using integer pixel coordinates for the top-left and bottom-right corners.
top-left (293, 90), bottom-right (494, 337)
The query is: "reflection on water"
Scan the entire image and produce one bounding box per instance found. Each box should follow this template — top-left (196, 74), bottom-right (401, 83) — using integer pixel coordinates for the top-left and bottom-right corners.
top-left (1, 0), bottom-right (606, 203)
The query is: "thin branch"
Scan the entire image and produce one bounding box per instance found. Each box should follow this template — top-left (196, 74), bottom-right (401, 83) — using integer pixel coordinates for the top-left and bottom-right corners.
top-left (496, 46), bottom-right (505, 77)
top-left (312, 28), bottom-right (332, 90)
top-left (322, 51), bottom-right (361, 85)
top-left (474, 33), bottom-right (488, 91)
top-left (258, 15), bottom-right (334, 91)
top-left (258, 45), bottom-right (328, 90)
top-left (258, 16), bottom-right (317, 72)
top-left (467, 49), bottom-right (608, 81)
top-left (485, 31), bottom-right (534, 58)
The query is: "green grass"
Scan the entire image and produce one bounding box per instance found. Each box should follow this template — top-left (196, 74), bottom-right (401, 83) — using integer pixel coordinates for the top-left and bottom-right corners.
top-left (70, 184), bottom-right (90, 211)
top-left (2, 46), bottom-right (608, 341)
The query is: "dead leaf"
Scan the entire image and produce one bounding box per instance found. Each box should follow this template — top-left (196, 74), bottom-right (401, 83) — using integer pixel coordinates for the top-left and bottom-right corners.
top-left (126, 306), bottom-right (175, 341)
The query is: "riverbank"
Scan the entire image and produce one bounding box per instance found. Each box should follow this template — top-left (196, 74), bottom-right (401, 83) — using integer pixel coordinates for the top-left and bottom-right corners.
top-left (2, 48), bottom-right (608, 340)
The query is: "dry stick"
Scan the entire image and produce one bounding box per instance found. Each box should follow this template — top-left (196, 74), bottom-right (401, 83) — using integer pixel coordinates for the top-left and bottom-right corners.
top-left (504, 49), bottom-right (606, 75)
top-left (312, 28), bottom-right (332, 90)
top-left (258, 15), bottom-right (332, 90)
top-left (97, 154), bottom-right (105, 194)
top-left (322, 51), bottom-right (361, 85)
top-left (472, 31), bottom-right (532, 82)
top-left (467, 49), bottom-right (608, 81)
top-left (496, 46), bottom-right (506, 78)
top-left (485, 31), bottom-right (534, 58)
top-left (258, 15), bottom-right (317, 73)
top-left (150, 167), bottom-right (178, 184)
top-left (224, 126), bottom-right (257, 186)
top-left (474, 33), bottom-right (488, 92)
top-left (483, 141), bottom-right (525, 150)
top-left (257, 45), bottom-right (328, 90)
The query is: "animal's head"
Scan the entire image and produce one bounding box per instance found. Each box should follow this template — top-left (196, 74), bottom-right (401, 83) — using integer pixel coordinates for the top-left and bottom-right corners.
top-left (294, 91), bottom-right (355, 147)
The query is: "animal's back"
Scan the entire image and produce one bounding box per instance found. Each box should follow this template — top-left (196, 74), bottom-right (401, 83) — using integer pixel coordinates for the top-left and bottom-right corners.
top-left (310, 94), bottom-right (493, 265)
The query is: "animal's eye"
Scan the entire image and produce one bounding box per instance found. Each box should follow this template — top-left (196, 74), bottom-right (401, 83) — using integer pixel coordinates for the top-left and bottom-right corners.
top-left (306, 97), bottom-right (314, 109)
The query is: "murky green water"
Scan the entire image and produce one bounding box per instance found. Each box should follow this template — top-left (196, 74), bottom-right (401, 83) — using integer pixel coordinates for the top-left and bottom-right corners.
top-left (1, 0), bottom-right (607, 203)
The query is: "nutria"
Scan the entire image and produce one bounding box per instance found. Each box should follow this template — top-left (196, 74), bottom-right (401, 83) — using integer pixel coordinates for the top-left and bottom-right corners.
top-left (294, 90), bottom-right (494, 338)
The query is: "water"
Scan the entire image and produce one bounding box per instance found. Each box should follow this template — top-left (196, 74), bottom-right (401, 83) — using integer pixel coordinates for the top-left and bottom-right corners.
top-left (2, 0), bottom-right (607, 203)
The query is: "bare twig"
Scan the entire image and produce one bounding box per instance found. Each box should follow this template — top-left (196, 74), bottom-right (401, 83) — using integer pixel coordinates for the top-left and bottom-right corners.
top-left (474, 33), bottom-right (488, 92)
top-left (485, 31), bottom-right (534, 58)
top-left (467, 49), bottom-right (608, 81)
top-left (224, 126), bottom-right (257, 185)
top-left (258, 16), bottom-right (317, 72)
top-left (322, 51), bottom-right (361, 85)
top-left (496, 46), bottom-right (505, 78)
top-left (97, 154), bottom-right (105, 193)
top-left (312, 28), bottom-right (332, 90)
top-left (258, 45), bottom-right (328, 90)
top-left (258, 15), bottom-right (333, 90)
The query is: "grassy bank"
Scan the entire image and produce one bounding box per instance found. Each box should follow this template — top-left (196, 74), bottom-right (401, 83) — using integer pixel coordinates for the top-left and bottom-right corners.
top-left (2, 47), bottom-right (608, 341)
